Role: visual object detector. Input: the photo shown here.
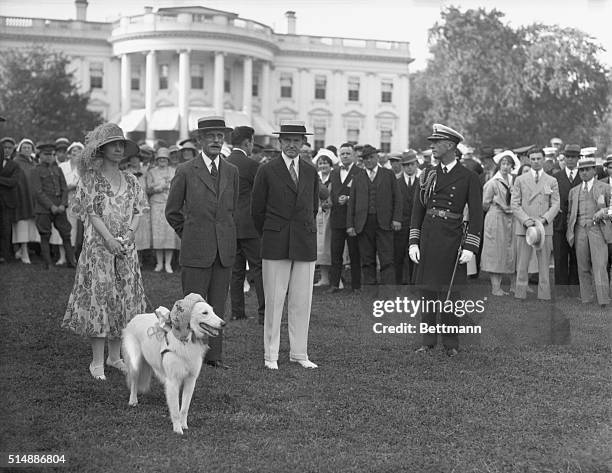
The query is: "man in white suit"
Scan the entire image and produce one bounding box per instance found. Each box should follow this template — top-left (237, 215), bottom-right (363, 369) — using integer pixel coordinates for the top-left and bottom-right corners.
top-left (511, 149), bottom-right (560, 300)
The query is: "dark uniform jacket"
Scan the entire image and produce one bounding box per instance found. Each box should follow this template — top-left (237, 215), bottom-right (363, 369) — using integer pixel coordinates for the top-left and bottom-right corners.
top-left (251, 155), bottom-right (319, 261)
top-left (225, 148), bottom-right (260, 239)
top-left (0, 158), bottom-right (20, 210)
top-left (329, 163), bottom-right (361, 230)
top-left (409, 162), bottom-right (483, 290)
top-left (30, 162), bottom-right (69, 214)
top-left (346, 166), bottom-right (402, 233)
top-left (165, 153), bottom-right (239, 268)
top-left (554, 169), bottom-right (581, 234)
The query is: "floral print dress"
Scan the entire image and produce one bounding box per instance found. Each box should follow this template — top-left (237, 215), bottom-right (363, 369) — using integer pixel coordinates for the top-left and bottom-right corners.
top-left (62, 171), bottom-right (149, 338)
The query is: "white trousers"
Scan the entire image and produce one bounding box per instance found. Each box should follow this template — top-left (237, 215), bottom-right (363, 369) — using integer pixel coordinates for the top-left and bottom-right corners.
top-left (262, 259), bottom-right (315, 362)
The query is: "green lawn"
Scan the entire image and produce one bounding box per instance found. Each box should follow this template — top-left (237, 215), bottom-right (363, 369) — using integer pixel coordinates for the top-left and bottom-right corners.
top-left (1, 263), bottom-right (610, 473)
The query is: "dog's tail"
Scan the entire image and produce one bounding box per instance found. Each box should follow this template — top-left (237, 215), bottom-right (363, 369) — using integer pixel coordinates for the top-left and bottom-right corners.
top-left (122, 330), bottom-right (152, 394)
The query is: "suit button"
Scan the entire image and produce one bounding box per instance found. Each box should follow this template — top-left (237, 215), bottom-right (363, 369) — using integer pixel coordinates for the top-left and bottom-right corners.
top-left (450, 194), bottom-right (454, 197)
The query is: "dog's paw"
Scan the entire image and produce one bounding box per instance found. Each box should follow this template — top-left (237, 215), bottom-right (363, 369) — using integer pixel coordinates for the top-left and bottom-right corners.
top-left (128, 399), bottom-right (138, 407)
top-left (181, 420), bottom-right (189, 430)
top-left (173, 424), bottom-right (184, 435)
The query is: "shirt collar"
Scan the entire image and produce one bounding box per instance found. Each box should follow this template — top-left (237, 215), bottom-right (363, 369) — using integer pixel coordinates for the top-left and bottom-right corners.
top-left (566, 167), bottom-right (577, 179)
top-left (340, 162), bottom-right (353, 172)
top-left (234, 148), bottom-right (247, 157)
top-left (201, 152), bottom-right (219, 169)
top-left (582, 177), bottom-right (595, 191)
top-left (282, 153), bottom-right (299, 171)
top-left (440, 159), bottom-right (457, 173)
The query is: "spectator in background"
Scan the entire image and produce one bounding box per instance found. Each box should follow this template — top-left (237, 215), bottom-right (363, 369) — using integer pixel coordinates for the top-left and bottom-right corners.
top-left (0, 144), bottom-right (20, 262)
top-left (146, 147), bottom-right (178, 273)
top-left (388, 153), bottom-right (403, 178)
top-left (543, 147), bottom-right (559, 175)
top-left (168, 145), bottom-right (180, 168)
top-left (377, 152), bottom-right (392, 170)
top-left (63, 123), bottom-right (148, 380)
top-left (1, 137), bottom-right (16, 160)
top-left (326, 145), bottom-right (337, 158)
top-left (179, 141), bottom-right (198, 163)
top-left (54, 138), bottom-right (70, 164)
top-left (353, 145), bottom-right (364, 169)
top-left (550, 137), bottom-right (564, 155)
top-left (126, 153), bottom-right (151, 264)
top-left (12, 138), bottom-right (38, 264)
top-left (299, 142), bottom-right (313, 162)
top-left (314, 152), bottom-right (333, 287)
top-left (57, 142), bottom-right (83, 263)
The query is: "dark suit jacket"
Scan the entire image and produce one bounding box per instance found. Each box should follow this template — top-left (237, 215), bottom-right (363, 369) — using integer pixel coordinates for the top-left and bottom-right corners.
top-left (347, 166), bottom-right (402, 233)
top-left (0, 159), bottom-right (20, 209)
top-left (165, 153), bottom-right (239, 268)
top-left (329, 164), bottom-right (362, 230)
top-left (397, 173), bottom-right (419, 226)
top-left (251, 156), bottom-right (319, 261)
top-left (225, 148), bottom-right (259, 239)
top-left (554, 169), bottom-right (581, 234)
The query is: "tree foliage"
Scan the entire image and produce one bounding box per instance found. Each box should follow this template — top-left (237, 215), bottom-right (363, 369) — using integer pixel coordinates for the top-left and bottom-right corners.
top-left (410, 7), bottom-right (610, 150)
top-left (0, 47), bottom-right (102, 142)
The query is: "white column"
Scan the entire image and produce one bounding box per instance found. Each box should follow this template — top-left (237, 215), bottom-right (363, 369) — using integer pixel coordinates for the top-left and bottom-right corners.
top-left (298, 67), bottom-right (309, 122)
top-left (178, 49), bottom-right (190, 140)
top-left (213, 52), bottom-right (225, 115)
top-left (242, 56), bottom-right (253, 118)
top-left (145, 50), bottom-right (157, 141)
top-left (332, 69), bottom-right (343, 145)
top-left (365, 72), bottom-right (378, 145)
top-left (398, 73), bottom-right (409, 150)
top-left (260, 61), bottom-right (271, 122)
top-left (120, 53), bottom-right (131, 117)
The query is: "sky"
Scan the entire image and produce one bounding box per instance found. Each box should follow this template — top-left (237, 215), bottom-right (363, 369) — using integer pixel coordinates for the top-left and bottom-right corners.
top-left (1, 0), bottom-right (610, 70)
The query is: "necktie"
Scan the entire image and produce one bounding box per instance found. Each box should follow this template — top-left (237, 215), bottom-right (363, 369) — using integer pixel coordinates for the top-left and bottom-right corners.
top-left (210, 160), bottom-right (218, 179)
top-left (341, 165), bottom-right (348, 171)
top-left (369, 170), bottom-right (376, 182)
top-left (409, 176), bottom-right (414, 186)
top-left (535, 171), bottom-right (539, 184)
top-left (289, 160), bottom-right (298, 186)
top-left (570, 170), bottom-right (575, 182)
top-left (442, 166), bottom-right (448, 174)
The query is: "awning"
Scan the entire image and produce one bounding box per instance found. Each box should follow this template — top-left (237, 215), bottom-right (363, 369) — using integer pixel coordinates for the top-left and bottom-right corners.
top-left (188, 107), bottom-right (215, 130)
top-left (118, 109), bottom-right (146, 132)
top-left (150, 107), bottom-right (179, 131)
top-left (252, 115), bottom-right (275, 136)
top-left (224, 110), bottom-right (251, 128)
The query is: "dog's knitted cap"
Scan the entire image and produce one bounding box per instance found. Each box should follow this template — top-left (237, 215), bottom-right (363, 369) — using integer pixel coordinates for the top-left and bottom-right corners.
top-left (169, 293), bottom-right (205, 341)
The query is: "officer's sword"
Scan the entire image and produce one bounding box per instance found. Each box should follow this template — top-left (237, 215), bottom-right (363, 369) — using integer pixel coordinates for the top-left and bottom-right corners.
top-left (446, 222), bottom-right (469, 301)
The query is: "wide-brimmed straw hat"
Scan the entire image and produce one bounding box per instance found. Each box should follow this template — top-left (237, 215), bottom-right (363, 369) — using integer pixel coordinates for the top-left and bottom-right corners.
top-left (80, 123), bottom-right (138, 174)
top-left (526, 220), bottom-right (546, 250)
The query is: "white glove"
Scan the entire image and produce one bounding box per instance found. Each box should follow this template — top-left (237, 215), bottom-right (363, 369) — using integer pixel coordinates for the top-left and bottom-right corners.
top-left (458, 249), bottom-right (474, 264)
top-left (408, 244), bottom-right (420, 264)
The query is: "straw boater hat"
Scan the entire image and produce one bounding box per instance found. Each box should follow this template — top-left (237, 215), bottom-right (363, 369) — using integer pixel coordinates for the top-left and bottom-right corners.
top-left (196, 116), bottom-right (233, 133)
top-left (577, 157), bottom-right (597, 170)
top-left (273, 120), bottom-right (313, 136)
top-left (168, 293), bottom-right (207, 342)
top-left (79, 123), bottom-right (139, 175)
top-left (525, 220), bottom-right (546, 250)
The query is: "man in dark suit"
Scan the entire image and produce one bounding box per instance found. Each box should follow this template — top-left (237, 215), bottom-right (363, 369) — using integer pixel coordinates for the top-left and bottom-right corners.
top-left (347, 144), bottom-right (402, 285)
top-left (394, 150), bottom-right (420, 284)
top-left (251, 121), bottom-right (320, 370)
top-left (225, 126), bottom-right (265, 323)
top-left (166, 116), bottom-right (239, 369)
top-left (0, 144), bottom-right (20, 262)
top-left (327, 142), bottom-right (362, 293)
top-left (553, 144), bottom-right (581, 291)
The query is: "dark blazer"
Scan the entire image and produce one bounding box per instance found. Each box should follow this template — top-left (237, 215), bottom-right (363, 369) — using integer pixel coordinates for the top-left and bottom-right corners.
top-left (554, 169), bottom-right (581, 234)
top-left (397, 173), bottom-right (419, 226)
top-left (346, 166), bottom-right (402, 233)
top-left (0, 159), bottom-right (20, 209)
top-left (166, 153), bottom-right (239, 268)
top-left (329, 164), bottom-right (362, 229)
top-left (225, 148), bottom-right (259, 239)
top-left (251, 156), bottom-right (319, 261)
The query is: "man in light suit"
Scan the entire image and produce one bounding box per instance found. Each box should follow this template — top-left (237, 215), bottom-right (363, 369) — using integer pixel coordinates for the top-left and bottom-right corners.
top-left (347, 145), bottom-right (402, 285)
top-left (226, 126), bottom-right (265, 323)
top-left (251, 121), bottom-right (320, 370)
top-left (166, 116), bottom-right (239, 369)
top-left (566, 158), bottom-right (611, 307)
top-left (511, 149), bottom-right (560, 300)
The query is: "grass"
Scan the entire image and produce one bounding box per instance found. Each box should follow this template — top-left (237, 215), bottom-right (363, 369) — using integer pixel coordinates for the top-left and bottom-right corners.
top-left (0, 261), bottom-right (611, 473)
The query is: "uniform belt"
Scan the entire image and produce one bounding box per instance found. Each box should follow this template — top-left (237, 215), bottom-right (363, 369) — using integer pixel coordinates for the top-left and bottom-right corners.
top-left (426, 208), bottom-right (462, 220)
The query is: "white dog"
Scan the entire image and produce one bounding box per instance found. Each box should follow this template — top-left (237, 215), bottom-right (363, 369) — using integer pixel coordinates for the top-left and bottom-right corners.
top-left (122, 293), bottom-right (225, 434)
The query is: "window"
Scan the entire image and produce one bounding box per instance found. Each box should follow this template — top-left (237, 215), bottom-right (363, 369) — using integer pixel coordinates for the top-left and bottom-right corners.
top-left (130, 66), bottom-right (140, 91)
top-left (380, 129), bottom-right (392, 153)
top-left (89, 62), bottom-right (103, 89)
top-left (381, 80), bottom-right (393, 103)
top-left (224, 67), bottom-right (231, 93)
top-left (347, 128), bottom-right (359, 145)
top-left (314, 75), bottom-right (327, 100)
top-left (252, 73), bottom-right (259, 97)
top-left (348, 76), bottom-right (360, 102)
top-left (191, 64), bottom-right (204, 89)
top-left (280, 73), bottom-right (293, 98)
top-left (314, 126), bottom-right (326, 150)
top-left (159, 64), bottom-right (169, 90)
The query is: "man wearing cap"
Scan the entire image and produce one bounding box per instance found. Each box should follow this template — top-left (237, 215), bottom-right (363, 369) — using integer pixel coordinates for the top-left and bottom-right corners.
top-left (328, 143), bottom-right (363, 293)
top-left (54, 137), bottom-right (70, 164)
top-left (1, 137), bottom-right (16, 160)
top-left (226, 126), bottom-right (265, 323)
top-left (511, 149), bottom-right (560, 300)
top-left (347, 144), bottom-right (402, 286)
top-left (388, 153), bottom-right (403, 178)
top-left (395, 150), bottom-right (421, 285)
top-left (543, 147), bottom-right (559, 175)
top-left (566, 158), bottom-right (611, 307)
top-left (165, 116), bottom-right (239, 369)
top-left (409, 124), bottom-right (483, 357)
top-left (251, 120), bottom-right (320, 370)
top-left (553, 144), bottom-right (581, 292)
top-left (30, 141), bottom-right (76, 269)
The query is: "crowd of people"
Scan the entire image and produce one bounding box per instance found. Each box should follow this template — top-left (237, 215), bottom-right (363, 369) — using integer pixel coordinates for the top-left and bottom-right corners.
top-left (1, 114), bottom-right (611, 374)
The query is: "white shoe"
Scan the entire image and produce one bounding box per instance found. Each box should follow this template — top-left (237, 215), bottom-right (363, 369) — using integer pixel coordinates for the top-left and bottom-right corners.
top-left (339, 279), bottom-right (345, 289)
top-left (55, 259), bottom-right (67, 266)
top-left (14, 248), bottom-right (22, 259)
top-left (313, 280), bottom-right (329, 287)
top-left (290, 358), bottom-right (318, 369)
top-left (164, 265), bottom-right (173, 274)
top-left (154, 265), bottom-right (162, 272)
top-left (243, 280), bottom-right (251, 293)
top-left (264, 361), bottom-right (278, 370)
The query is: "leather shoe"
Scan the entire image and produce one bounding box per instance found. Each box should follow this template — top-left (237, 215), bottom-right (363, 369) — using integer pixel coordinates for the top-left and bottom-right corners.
top-left (205, 360), bottom-right (230, 369)
top-left (415, 345), bottom-right (434, 353)
top-left (445, 348), bottom-right (458, 358)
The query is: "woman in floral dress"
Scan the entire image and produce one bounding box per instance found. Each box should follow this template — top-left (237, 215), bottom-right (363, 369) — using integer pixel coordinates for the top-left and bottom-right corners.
top-left (62, 123), bottom-right (149, 380)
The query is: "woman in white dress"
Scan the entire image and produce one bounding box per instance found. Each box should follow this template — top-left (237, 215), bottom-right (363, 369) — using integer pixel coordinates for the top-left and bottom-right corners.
top-left (55, 142), bottom-right (83, 264)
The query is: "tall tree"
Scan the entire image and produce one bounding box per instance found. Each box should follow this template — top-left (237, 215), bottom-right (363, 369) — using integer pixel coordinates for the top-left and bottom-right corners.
top-left (0, 47), bottom-right (102, 142)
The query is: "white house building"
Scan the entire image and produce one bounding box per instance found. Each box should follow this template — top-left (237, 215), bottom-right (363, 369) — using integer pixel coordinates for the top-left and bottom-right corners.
top-left (0, 2), bottom-right (412, 151)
